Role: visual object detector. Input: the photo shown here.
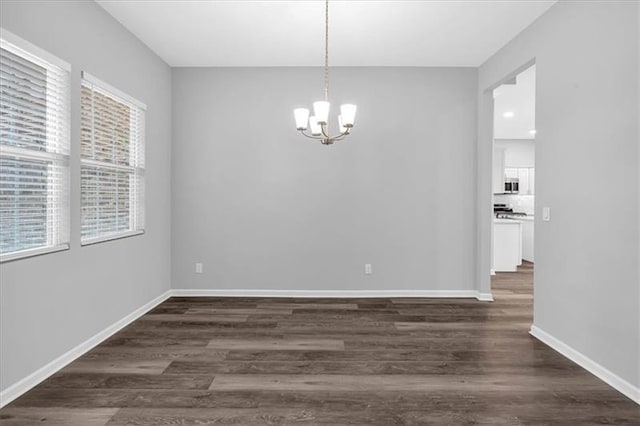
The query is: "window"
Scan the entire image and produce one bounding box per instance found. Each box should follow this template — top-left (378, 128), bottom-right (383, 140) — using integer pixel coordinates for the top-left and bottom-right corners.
top-left (0, 30), bottom-right (70, 262)
top-left (80, 72), bottom-right (145, 245)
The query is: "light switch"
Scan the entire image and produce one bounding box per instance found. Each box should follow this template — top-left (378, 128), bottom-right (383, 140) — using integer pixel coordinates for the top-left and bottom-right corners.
top-left (542, 207), bottom-right (551, 222)
top-left (365, 264), bottom-right (372, 275)
top-left (195, 263), bottom-right (203, 273)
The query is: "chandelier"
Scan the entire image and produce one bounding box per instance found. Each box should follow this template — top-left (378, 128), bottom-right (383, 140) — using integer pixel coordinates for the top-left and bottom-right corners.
top-left (293, 0), bottom-right (357, 145)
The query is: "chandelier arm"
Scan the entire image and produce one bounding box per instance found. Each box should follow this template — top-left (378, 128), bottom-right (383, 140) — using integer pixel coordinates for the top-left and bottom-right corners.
top-left (320, 123), bottom-right (331, 139)
top-left (336, 128), bottom-right (351, 137)
top-left (323, 128), bottom-right (351, 142)
top-left (300, 127), bottom-right (351, 144)
top-left (299, 129), bottom-right (325, 140)
top-left (330, 131), bottom-right (350, 142)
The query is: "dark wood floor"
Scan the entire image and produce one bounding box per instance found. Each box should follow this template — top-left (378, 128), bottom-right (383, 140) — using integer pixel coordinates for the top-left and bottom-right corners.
top-left (2, 263), bottom-right (638, 424)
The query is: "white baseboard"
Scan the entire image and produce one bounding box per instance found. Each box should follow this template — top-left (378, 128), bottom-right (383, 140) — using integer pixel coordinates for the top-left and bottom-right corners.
top-left (0, 289), bottom-right (172, 408)
top-left (172, 288), bottom-right (492, 301)
top-left (530, 325), bottom-right (639, 405)
top-left (476, 292), bottom-right (494, 302)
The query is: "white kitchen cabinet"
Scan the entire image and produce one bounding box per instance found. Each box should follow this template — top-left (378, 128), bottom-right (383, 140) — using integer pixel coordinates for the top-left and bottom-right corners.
top-left (517, 168), bottom-right (535, 195)
top-left (504, 168), bottom-right (518, 179)
top-left (493, 219), bottom-right (522, 272)
top-left (504, 167), bottom-right (535, 195)
top-left (493, 148), bottom-right (505, 194)
top-left (521, 219), bottom-right (534, 262)
top-left (518, 168), bottom-right (530, 194)
top-left (499, 140), bottom-right (535, 167)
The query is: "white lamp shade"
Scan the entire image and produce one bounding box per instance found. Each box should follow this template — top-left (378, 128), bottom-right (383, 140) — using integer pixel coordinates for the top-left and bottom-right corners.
top-left (340, 104), bottom-right (357, 127)
top-left (338, 115), bottom-right (347, 133)
top-left (309, 116), bottom-right (322, 136)
top-left (313, 101), bottom-right (330, 124)
top-left (294, 108), bottom-right (310, 130)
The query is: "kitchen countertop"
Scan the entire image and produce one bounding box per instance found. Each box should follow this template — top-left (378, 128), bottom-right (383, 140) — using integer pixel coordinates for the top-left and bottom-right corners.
top-left (495, 214), bottom-right (534, 222)
top-left (494, 218), bottom-right (523, 224)
top-left (517, 216), bottom-right (534, 222)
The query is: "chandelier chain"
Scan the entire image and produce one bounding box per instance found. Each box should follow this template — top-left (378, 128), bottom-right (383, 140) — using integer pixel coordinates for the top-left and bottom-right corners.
top-left (324, 0), bottom-right (329, 102)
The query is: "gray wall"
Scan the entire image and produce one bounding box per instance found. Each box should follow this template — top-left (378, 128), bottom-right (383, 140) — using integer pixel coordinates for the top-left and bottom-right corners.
top-left (477, 1), bottom-right (639, 387)
top-left (0, 1), bottom-right (172, 392)
top-left (172, 67), bottom-right (477, 292)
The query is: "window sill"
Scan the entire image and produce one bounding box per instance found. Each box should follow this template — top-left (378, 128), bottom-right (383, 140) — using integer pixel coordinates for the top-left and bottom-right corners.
top-left (0, 244), bottom-right (70, 263)
top-left (81, 230), bottom-right (145, 247)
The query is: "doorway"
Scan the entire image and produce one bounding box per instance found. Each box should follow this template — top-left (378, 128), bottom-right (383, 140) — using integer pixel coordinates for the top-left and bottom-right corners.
top-left (490, 64), bottom-right (536, 304)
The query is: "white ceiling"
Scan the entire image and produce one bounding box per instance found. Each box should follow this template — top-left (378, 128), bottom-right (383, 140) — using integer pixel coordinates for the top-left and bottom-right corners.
top-left (493, 64), bottom-right (536, 140)
top-left (96, 1), bottom-right (556, 67)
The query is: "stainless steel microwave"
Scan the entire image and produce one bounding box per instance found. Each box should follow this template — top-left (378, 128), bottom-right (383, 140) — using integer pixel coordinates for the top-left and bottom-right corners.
top-left (504, 178), bottom-right (519, 193)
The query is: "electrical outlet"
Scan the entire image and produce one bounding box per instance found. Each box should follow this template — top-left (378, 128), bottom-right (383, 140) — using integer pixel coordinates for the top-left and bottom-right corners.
top-left (542, 207), bottom-right (551, 222)
top-left (195, 263), bottom-right (203, 274)
top-left (365, 264), bottom-right (372, 275)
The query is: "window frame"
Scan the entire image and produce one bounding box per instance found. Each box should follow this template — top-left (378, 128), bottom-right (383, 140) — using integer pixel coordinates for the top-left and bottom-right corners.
top-left (79, 71), bottom-right (146, 246)
top-left (0, 29), bottom-right (71, 263)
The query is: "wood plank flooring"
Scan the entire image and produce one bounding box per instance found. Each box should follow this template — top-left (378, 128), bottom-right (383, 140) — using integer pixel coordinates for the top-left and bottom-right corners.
top-left (2, 262), bottom-right (638, 425)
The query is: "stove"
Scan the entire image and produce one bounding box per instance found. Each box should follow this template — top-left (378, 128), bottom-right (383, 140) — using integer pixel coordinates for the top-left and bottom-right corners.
top-left (494, 204), bottom-right (528, 219)
top-left (494, 203), bottom-right (513, 213)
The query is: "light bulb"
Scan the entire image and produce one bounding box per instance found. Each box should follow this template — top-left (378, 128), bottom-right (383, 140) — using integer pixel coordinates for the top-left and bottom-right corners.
top-left (309, 116), bottom-right (322, 136)
top-left (340, 104), bottom-right (356, 127)
top-left (338, 115), bottom-right (347, 133)
top-left (313, 101), bottom-right (330, 124)
top-left (294, 108), bottom-right (310, 130)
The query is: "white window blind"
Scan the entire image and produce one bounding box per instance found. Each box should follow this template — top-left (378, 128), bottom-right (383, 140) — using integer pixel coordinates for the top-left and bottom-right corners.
top-left (80, 72), bottom-right (145, 245)
top-left (0, 31), bottom-right (70, 262)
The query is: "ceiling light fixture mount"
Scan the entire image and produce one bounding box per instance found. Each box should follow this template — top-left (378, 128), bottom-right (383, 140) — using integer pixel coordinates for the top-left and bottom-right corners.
top-left (293, 0), bottom-right (356, 145)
